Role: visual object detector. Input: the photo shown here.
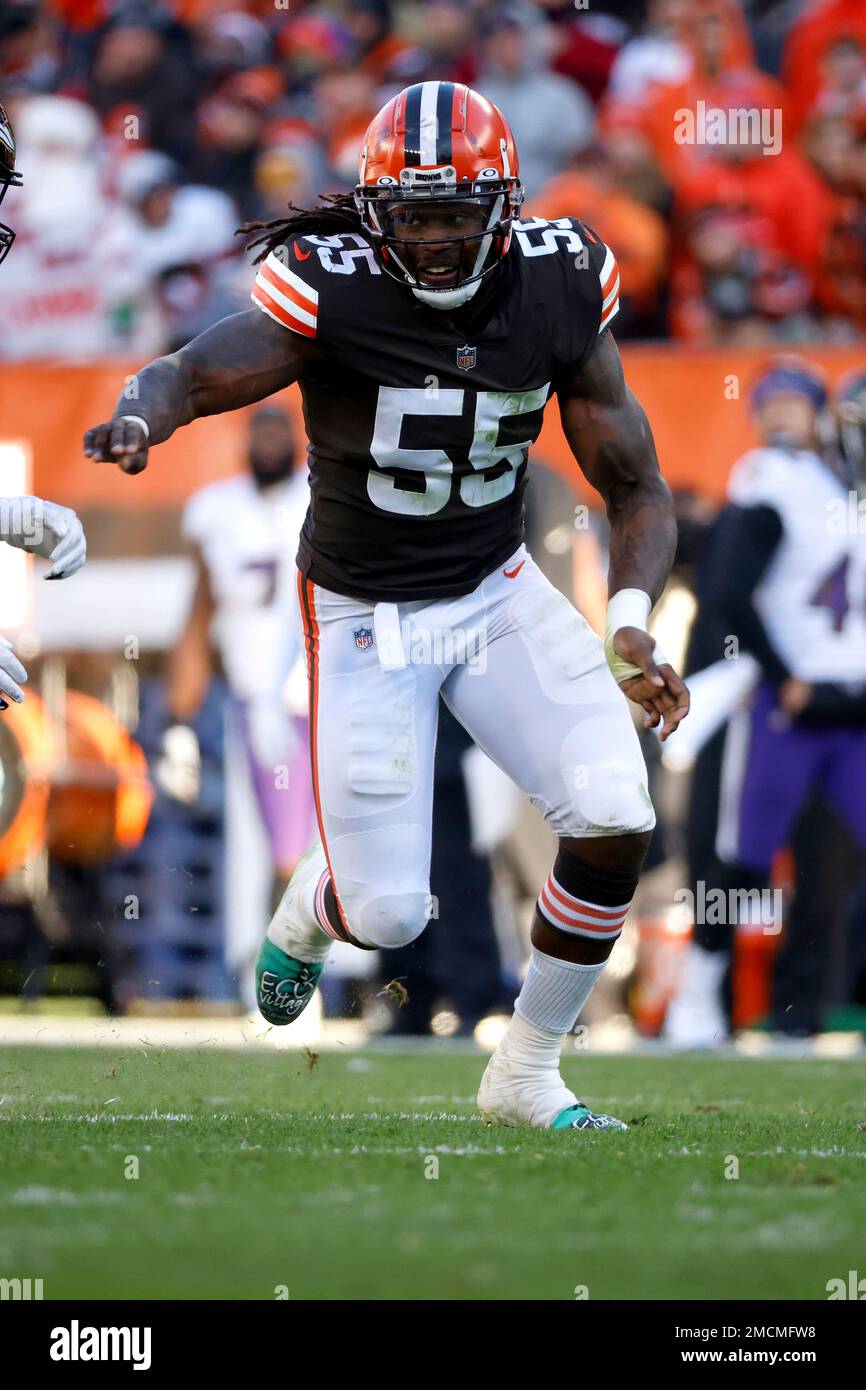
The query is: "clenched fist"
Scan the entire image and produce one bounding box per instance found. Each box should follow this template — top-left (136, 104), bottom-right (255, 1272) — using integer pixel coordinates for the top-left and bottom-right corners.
top-left (83, 417), bottom-right (150, 475)
top-left (613, 626), bottom-right (690, 743)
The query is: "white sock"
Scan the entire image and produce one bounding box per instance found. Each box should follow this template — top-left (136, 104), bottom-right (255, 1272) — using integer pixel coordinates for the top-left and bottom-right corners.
top-left (514, 947), bottom-right (605, 1035)
top-left (267, 847), bottom-right (332, 963)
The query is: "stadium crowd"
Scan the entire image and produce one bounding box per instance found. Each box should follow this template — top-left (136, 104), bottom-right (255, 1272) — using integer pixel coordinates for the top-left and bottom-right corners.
top-left (2, 0), bottom-right (866, 358)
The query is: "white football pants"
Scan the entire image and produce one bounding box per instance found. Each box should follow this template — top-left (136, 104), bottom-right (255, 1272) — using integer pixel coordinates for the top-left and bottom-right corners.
top-left (294, 544), bottom-right (654, 949)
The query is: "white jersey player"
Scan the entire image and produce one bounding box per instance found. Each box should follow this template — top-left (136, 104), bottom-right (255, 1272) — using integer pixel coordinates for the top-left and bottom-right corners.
top-left (163, 406), bottom-right (315, 880)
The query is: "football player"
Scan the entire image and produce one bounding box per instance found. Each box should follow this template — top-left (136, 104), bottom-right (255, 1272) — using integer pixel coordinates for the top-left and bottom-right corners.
top-left (162, 404), bottom-right (315, 886)
top-left (668, 359), bottom-right (866, 1045)
top-left (84, 84), bottom-right (688, 1132)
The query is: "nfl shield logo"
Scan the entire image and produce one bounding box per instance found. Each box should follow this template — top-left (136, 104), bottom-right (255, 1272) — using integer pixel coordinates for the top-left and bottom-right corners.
top-left (456, 344), bottom-right (477, 371)
top-left (354, 626), bottom-right (374, 651)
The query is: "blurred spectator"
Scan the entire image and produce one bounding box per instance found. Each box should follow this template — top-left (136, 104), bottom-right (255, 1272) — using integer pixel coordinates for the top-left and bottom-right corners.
top-left (1, 0), bottom-right (866, 354)
top-left (344, 0), bottom-right (413, 83)
top-left (251, 128), bottom-right (323, 222)
top-left (533, 153), bottom-right (669, 337)
top-left (800, 35), bottom-right (866, 136)
top-left (669, 81), bottom-right (833, 342)
top-left (0, 2), bottom-right (62, 96)
top-left (597, 100), bottom-right (673, 217)
top-left (310, 66), bottom-right (379, 186)
top-left (402, 0), bottom-right (478, 87)
top-left (0, 94), bottom-right (158, 358)
top-left (191, 67), bottom-right (284, 216)
top-left (476, 4), bottom-right (595, 199)
top-left (87, 16), bottom-right (199, 167)
top-left (803, 115), bottom-right (866, 337)
top-left (783, 0), bottom-right (866, 135)
top-left (115, 150), bottom-right (242, 350)
top-left (606, 0), bottom-right (694, 105)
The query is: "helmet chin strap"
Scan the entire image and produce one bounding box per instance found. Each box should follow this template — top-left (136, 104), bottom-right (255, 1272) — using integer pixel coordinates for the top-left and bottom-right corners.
top-left (411, 278), bottom-right (483, 310)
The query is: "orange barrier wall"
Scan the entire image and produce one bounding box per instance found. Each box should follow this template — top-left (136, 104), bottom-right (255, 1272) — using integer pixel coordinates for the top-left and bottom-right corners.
top-left (2, 345), bottom-right (864, 508)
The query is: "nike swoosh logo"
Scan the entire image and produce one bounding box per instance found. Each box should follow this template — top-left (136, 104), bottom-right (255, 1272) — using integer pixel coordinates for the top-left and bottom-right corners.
top-left (503, 559), bottom-right (525, 579)
top-left (294, 242), bottom-right (312, 261)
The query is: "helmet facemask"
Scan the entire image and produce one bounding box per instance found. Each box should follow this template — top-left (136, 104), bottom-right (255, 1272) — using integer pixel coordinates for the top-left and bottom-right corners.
top-left (0, 102), bottom-right (22, 267)
top-left (356, 172), bottom-right (523, 309)
top-left (836, 391), bottom-right (866, 491)
top-left (0, 187), bottom-right (16, 266)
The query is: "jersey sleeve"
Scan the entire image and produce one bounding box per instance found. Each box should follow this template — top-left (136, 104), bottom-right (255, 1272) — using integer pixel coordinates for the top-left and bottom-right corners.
top-left (585, 226), bottom-right (621, 336)
top-left (250, 241), bottom-right (319, 340)
top-left (549, 218), bottom-right (621, 379)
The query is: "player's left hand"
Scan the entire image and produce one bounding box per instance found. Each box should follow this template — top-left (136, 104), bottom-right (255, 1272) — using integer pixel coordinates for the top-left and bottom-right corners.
top-left (614, 627), bottom-right (690, 742)
top-left (778, 677), bottom-right (813, 718)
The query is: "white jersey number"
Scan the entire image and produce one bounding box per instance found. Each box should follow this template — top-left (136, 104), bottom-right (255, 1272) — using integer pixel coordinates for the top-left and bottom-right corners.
top-left (368, 384), bottom-right (549, 517)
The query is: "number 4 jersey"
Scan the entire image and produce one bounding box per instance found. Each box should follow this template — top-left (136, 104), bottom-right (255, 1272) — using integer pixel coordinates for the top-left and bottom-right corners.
top-left (250, 216), bottom-right (620, 601)
top-left (727, 446), bottom-right (866, 683)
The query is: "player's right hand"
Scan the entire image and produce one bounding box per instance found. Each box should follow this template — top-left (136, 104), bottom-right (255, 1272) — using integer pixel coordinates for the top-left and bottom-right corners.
top-left (0, 635), bottom-right (28, 710)
top-left (83, 418), bottom-right (149, 475)
top-left (613, 627), bottom-right (690, 742)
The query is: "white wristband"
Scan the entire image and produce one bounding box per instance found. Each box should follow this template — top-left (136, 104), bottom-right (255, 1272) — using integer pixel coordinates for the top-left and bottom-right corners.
top-left (604, 588), bottom-right (667, 684)
top-left (118, 414), bottom-right (150, 440)
top-left (606, 588), bottom-right (652, 636)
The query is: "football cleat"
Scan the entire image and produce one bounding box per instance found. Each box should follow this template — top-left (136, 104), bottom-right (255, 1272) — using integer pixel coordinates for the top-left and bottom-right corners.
top-left (255, 938), bottom-right (323, 1026)
top-left (477, 1047), bottom-right (626, 1132)
top-left (550, 1104), bottom-right (627, 1132)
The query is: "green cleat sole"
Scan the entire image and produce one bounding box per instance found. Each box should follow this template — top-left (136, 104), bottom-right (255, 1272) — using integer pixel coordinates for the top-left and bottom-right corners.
top-left (255, 938), bottom-right (324, 1026)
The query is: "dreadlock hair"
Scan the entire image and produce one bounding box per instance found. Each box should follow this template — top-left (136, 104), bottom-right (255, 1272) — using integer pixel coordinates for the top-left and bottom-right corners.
top-left (239, 193), bottom-right (366, 265)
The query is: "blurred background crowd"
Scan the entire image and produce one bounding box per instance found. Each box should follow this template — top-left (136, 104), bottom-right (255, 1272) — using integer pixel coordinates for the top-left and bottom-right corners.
top-left (2, 0), bottom-right (866, 356)
top-left (1, 0), bottom-right (865, 1050)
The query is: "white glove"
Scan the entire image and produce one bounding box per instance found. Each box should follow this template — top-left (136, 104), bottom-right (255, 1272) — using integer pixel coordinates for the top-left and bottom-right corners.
top-left (154, 723), bottom-right (201, 803)
top-left (1, 496), bottom-right (87, 579)
top-left (0, 635), bottom-right (28, 709)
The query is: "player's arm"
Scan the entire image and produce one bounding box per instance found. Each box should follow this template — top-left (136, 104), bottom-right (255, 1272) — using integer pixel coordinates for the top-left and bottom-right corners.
top-left (558, 331), bottom-right (688, 740)
top-left (712, 504), bottom-right (789, 683)
top-left (83, 309), bottom-right (310, 476)
top-left (156, 548), bottom-right (216, 804)
top-left (166, 548), bottom-right (215, 723)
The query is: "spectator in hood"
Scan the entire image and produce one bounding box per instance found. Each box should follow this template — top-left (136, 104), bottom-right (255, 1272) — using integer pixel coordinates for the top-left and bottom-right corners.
top-left (116, 150), bottom-right (240, 348)
top-left (476, 4), bottom-right (594, 200)
top-left (87, 18), bottom-right (199, 168)
top-left (116, 150), bottom-right (239, 282)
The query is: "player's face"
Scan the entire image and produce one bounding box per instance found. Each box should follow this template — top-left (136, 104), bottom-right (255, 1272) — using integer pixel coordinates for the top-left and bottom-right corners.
top-left (381, 200), bottom-right (489, 289)
top-left (755, 392), bottom-right (817, 449)
top-left (248, 415), bottom-right (296, 486)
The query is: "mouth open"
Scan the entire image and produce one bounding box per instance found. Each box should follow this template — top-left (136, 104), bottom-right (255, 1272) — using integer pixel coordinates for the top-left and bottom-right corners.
top-left (415, 262), bottom-right (461, 286)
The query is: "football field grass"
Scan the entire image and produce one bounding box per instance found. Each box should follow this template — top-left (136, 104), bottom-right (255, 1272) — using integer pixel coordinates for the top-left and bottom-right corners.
top-left (1, 1045), bottom-right (864, 1300)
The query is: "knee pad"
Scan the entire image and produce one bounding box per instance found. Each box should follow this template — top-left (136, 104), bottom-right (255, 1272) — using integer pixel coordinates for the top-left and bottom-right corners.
top-left (353, 889), bottom-right (430, 949)
top-left (327, 822), bottom-right (431, 950)
top-left (572, 759), bottom-right (655, 836)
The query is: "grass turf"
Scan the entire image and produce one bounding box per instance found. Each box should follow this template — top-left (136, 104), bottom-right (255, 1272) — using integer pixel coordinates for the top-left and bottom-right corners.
top-left (0, 1045), bottom-right (864, 1300)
